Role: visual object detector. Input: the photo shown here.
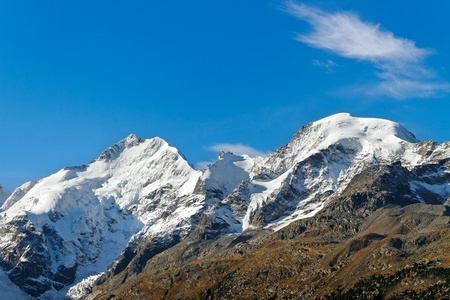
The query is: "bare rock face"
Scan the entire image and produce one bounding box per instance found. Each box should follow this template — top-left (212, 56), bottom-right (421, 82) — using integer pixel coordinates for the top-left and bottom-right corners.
top-left (0, 218), bottom-right (70, 297)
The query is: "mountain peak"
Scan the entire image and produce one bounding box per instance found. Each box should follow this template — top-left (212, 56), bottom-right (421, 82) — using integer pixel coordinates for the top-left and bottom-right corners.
top-left (97, 134), bottom-right (145, 162)
top-left (218, 151), bottom-right (242, 160)
top-left (124, 133), bottom-right (141, 144)
top-left (283, 113), bottom-right (419, 163)
top-left (311, 113), bottom-right (418, 143)
top-left (202, 152), bottom-right (253, 200)
top-left (0, 184), bottom-right (11, 206)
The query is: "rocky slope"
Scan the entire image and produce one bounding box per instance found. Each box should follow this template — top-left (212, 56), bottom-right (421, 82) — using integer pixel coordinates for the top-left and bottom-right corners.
top-left (88, 114), bottom-right (450, 300)
top-left (89, 161), bottom-right (450, 299)
top-left (0, 113), bottom-right (449, 299)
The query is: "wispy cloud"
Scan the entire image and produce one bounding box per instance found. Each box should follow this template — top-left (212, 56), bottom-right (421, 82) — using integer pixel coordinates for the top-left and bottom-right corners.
top-left (208, 143), bottom-right (270, 157)
top-left (283, 1), bottom-right (450, 99)
top-left (312, 59), bottom-right (336, 72)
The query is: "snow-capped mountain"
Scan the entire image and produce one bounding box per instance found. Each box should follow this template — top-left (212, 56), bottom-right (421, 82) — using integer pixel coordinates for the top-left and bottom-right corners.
top-left (0, 113), bottom-right (449, 299)
top-left (0, 134), bottom-right (205, 298)
top-left (0, 184), bottom-right (10, 206)
top-left (200, 113), bottom-right (449, 234)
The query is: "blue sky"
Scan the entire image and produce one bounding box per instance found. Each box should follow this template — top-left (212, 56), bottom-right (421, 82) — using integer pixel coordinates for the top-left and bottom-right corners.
top-left (1, 0), bottom-right (449, 191)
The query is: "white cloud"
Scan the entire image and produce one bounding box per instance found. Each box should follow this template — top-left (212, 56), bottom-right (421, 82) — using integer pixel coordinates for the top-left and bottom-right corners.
top-left (283, 1), bottom-right (450, 99)
top-left (371, 75), bottom-right (450, 99)
top-left (284, 2), bottom-right (428, 62)
top-left (207, 143), bottom-right (270, 157)
top-left (312, 59), bottom-right (336, 72)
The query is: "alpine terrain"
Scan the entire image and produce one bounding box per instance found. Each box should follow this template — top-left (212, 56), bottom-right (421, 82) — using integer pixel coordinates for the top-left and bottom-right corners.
top-left (0, 113), bottom-right (449, 299)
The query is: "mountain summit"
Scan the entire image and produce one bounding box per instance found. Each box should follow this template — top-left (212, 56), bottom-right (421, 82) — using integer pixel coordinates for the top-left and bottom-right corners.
top-left (0, 113), bottom-right (449, 299)
top-left (0, 184), bottom-right (10, 207)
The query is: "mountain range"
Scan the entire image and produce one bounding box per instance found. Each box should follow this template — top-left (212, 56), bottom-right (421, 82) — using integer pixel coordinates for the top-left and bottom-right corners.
top-left (0, 113), bottom-right (449, 299)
